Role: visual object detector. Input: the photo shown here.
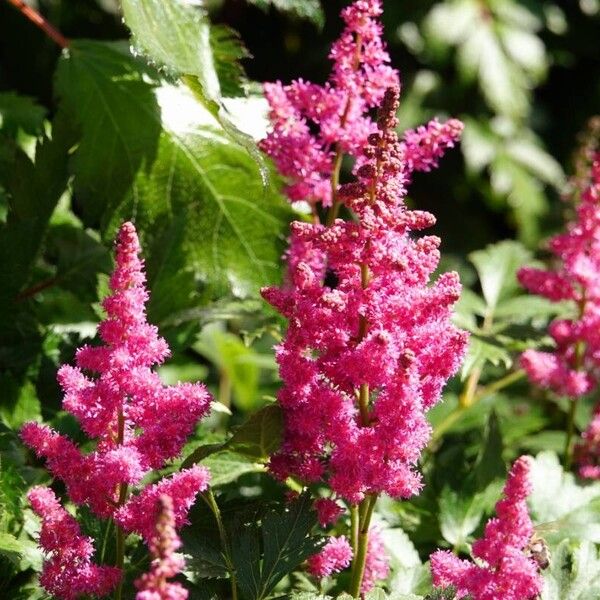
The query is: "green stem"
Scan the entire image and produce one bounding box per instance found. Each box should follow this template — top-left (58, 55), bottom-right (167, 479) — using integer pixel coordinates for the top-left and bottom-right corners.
top-left (431, 369), bottom-right (526, 444)
top-left (349, 495), bottom-right (377, 598)
top-left (350, 504), bottom-right (359, 555)
top-left (326, 149), bottom-right (344, 226)
top-left (204, 490), bottom-right (238, 600)
top-left (564, 397), bottom-right (579, 470)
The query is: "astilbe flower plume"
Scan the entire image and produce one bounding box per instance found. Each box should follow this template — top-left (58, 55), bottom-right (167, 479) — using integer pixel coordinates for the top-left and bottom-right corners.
top-left (21, 222), bottom-right (212, 598)
top-left (518, 152), bottom-right (600, 400)
top-left (263, 86), bottom-right (467, 505)
top-left (260, 0), bottom-right (462, 208)
top-left (307, 536), bottom-right (353, 578)
top-left (27, 486), bottom-right (121, 600)
top-left (430, 456), bottom-right (543, 600)
top-left (135, 495), bottom-right (188, 600)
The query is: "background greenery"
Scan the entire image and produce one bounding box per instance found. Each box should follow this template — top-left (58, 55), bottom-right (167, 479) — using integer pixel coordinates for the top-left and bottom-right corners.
top-left (0, 0), bottom-right (599, 598)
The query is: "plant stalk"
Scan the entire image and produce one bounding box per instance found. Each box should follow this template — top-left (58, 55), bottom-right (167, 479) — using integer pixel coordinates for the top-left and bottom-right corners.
top-left (349, 494), bottom-right (377, 598)
top-left (204, 489), bottom-right (238, 600)
top-left (5, 0), bottom-right (69, 48)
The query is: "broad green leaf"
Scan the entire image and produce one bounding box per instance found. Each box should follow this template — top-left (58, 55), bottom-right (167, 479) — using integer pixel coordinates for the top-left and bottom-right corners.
top-left (469, 241), bottom-right (532, 311)
top-left (542, 540), bottom-right (600, 600)
top-left (122, 0), bottom-right (247, 99)
top-left (182, 403), bottom-right (282, 466)
top-left (246, 0), bottom-right (324, 27)
top-left (232, 493), bottom-right (323, 600)
top-left (0, 92), bottom-right (46, 137)
top-left (202, 451), bottom-right (264, 487)
top-left (55, 42), bottom-right (292, 299)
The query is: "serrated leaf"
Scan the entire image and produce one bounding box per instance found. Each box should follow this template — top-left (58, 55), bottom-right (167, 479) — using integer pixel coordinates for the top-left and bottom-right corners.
top-left (55, 42), bottom-right (291, 299)
top-left (0, 532), bottom-right (25, 564)
top-left (438, 487), bottom-right (487, 550)
top-left (246, 0), bottom-right (324, 27)
top-left (232, 493), bottom-right (323, 600)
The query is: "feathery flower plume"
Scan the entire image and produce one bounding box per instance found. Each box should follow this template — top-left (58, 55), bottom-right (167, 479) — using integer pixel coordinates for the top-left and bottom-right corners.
top-left (21, 222), bottom-right (212, 597)
top-left (260, 0), bottom-right (462, 208)
top-left (28, 486), bottom-right (120, 600)
top-left (135, 495), bottom-right (188, 600)
top-left (430, 456), bottom-right (543, 600)
top-left (307, 536), bottom-right (353, 578)
top-left (263, 87), bottom-right (467, 503)
top-left (314, 497), bottom-right (345, 527)
top-left (518, 152), bottom-right (600, 400)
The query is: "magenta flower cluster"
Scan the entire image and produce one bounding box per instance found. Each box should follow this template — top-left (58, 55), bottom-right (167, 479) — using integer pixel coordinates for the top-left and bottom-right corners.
top-left (430, 456), bottom-right (543, 600)
top-left (135, 495), bottom-right (188, 600)
top-left (262, 86), bottom-right (467, 504)
top-left (21, 222), bottom-right (212, 598)
top-left (260, 0), bottom-right (462, 208)
top-left (518, 153), bottom-right (600, 399)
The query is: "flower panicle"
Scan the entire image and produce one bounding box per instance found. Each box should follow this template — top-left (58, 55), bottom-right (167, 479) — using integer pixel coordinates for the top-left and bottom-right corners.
top-left (135, 494), bottom-right (189, 600)
top-left (21, 222), bottom-right (213, 598)
top-left (430, 456), bottom-right (543, 600)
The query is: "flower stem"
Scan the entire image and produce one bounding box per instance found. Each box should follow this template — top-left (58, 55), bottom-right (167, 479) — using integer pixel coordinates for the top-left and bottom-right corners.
top-left (204, 489), bottom-right (238, 600)
top-left (349, 494), bottom-right (377, 598)
top-left (431, 369), bottom-right (526, 444)
top-left (4, 0), bottom-right (69, 48)
top-left (350, 504), bottom-right (359, 554)
top-left (564, 397), bottom-right (579, 470)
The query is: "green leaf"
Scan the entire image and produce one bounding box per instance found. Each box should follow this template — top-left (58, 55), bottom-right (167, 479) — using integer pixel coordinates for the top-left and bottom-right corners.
top-left (226, 404), bottom-right (282, 459)
top-left (460, 334), bottom-right (512, 379)
top-left (438, 486), bottom-right (487, 551)
top-left (0, 92), bottom-right (46, 137)
top-left (232, 493), bottom-right (323, 600)
top-left (0, 376), bottom-right (41, 430)
top-left (471, 411), bottom-right (505, 489)
top-left (202, 451), bottom-right (264, 487)
top-left (542, 540), bottom-right (600, 599)
top-left (246, 0), bottom-right (324, 27)
top-left (0, 532), bottom-right (24, 564)
top-left (122, 0), bottom-right (248, 99)
top-left (56, 42), bottom-right (292, 298)
top-left (529, 452), bottom-right (600, 546)
top-left (469, 241), bottom-right (532, 311)
top-left (183, 403), bottom-right (282, 467)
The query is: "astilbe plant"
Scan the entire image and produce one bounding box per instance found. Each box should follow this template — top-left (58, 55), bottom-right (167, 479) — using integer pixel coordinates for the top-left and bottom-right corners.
top-left (517, 144), bottom-right (600, 470)
top-left (430, 456), bottom-right (543, 600)
top-left (21, 222), bottom-right (212, 599)
top-left (262, 70), bottom-right (467, 594)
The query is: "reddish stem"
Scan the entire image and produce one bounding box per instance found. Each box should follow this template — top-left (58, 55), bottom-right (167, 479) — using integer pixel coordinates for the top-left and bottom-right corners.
top-left (5, 0), bottom-right (69, 48)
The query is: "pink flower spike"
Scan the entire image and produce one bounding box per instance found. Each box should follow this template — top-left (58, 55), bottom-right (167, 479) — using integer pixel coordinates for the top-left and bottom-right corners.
top-left (116, 467), bottom-right (210, 543)
top-left (307, 536), bottom-right (353, 578)
top-left (314, 497), bottom-right (344, 527)
top-left (28, 486), bottom-right (121, 600)
top-left (430, 456), bottom-right (543, 600)
top-left (135, 494), bottom-right (188, 600)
